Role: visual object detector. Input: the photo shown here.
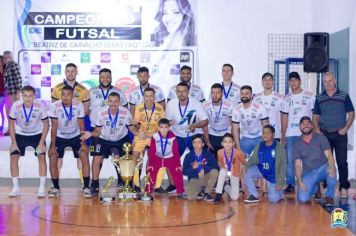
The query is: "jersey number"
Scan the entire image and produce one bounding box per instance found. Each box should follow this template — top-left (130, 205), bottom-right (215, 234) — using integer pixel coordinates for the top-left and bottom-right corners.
top-left (263, 163), bottom-right (269, 170)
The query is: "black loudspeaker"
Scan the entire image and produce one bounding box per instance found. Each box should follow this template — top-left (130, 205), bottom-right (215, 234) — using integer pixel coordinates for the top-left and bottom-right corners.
top-left (303, 32), bottom-right (329, 73)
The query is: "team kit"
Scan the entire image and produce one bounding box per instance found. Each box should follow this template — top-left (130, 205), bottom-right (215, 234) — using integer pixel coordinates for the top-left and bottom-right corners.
top-left (8, 62), bottom-right (353, 205)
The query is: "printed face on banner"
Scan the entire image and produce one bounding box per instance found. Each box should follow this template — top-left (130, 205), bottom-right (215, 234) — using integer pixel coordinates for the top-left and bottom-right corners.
top-left (15, 0), bottom-right (197, 102)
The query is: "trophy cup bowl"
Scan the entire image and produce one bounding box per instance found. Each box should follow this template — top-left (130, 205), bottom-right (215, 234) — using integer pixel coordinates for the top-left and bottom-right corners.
top-left (111, 143), bottom-right (138, 200)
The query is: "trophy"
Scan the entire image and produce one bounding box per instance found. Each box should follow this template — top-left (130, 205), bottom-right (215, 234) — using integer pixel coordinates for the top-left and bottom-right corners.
top-left (112, 143), bottom-right (142, 201)
top-left (99, 176), bottom-right (116, 203)
top-left (140, 173), bottom-right (153, 202)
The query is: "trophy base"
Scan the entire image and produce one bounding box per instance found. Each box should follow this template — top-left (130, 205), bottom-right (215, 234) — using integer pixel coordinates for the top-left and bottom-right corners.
top-left (118, 192), bottom-right (137, 201)
top-left (139, 194), bottom-right (153, 202)
top-left (100, 197), bottom-right (116, 204)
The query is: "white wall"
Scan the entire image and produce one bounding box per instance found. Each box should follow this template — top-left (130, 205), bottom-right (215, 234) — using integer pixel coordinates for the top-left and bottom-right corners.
top-left (0, 0), bottom-right (355, 179)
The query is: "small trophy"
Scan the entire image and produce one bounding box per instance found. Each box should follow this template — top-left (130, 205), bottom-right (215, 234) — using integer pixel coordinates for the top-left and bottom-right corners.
top-left (100, 176), bottom-right (116, 203)
top-left (140, 173), bottom-right (153, 202)
top-left (112, 143), bottom-right (140, 201)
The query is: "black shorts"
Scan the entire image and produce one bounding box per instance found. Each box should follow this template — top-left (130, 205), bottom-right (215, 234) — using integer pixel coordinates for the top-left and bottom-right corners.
top-left (14, 133), bottom-right (42, 156)
top-left (89, 127), bottom-right (98, 156)
top-left (56, 135), bottom-right (81, 158)
top-left (95, 135), bottom-right (130, 159)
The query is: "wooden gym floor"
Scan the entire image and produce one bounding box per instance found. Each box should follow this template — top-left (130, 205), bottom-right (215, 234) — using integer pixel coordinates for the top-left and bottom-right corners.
top-left (0, 180), bottom-right (355, 236)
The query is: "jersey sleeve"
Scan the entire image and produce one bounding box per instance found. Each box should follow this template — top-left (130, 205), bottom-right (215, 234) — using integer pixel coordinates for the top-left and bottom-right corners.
top-left (165, 102), bottom-right (173, 120)
top-left (80, 89), bottom-right (90, 102)
top-left (9, 103), bottom-right (17, 120)
top-left (119, 91), bottom-right (128, 107)
top-left (231, 108), bottom-right (240, 123)
top-left (126, 110), bottom-right (133, 126)
top-left (49, 104), bottom-right (57, 119)
top-left (40, 104), bottom-right (48, 120)
top-left (196, 102), bottom-right (208, 120)
top-left (345, 94), bottom-right (355, 112)
top-left (259, 104), bottom-right (269, 120)
top-left (198, 88), bottom-right (205, 102)
top-left (77, 102), bottom-right (85, 119)
top-left (281, 98), bottom-right (289, 114)
top-left (51, 87), bottom-right (60, 100)
top-left (128, 90), bottom-right (137, 105)
top-left (167, 87), bottom-right (175, 101)
top-left (155, 87), bottom-right (165, 102)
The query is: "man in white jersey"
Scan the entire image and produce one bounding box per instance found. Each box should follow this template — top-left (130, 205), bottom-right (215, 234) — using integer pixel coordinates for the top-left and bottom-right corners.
top-left (129, 66), bottom-right (165, 116)
top-left (281, 72), bottom-right (315, 193)
top-left (203, 83), bottom-right (233, 155)
top-left (89, 68), bottom-right (128, 187)
top-left (232, 85), bottom-right (269, 157)
top-left (48, 85), bottom-right (91, 198)
top-left (8, 86), bottom-right (49, 197)
top-left (253, 73), bottom-right (283, 140)
top-left (167, 65), bottom-right (205, 103)
top-left (165, 82), bottom-right (209, 193)
top-left (81, 92), bottom-right (138, 196)
top-left (221, 64), bottom-right (240, 106)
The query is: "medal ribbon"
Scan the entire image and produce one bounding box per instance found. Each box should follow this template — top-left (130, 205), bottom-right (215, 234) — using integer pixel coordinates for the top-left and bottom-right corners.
top-left (179, 99), bottom-right (189, 119)
top-left (212, 101), bottom-right (223, 121)
top-left (108, 108), bottom-right (119, 129)
top-left (62, 102), bottom-right (73, 122)
top-left (222, 82), bottom-right (233, 99)
top-left (144, 103), bottom-right (156, 123)
top-left (100, 85), bottom-right (112, 101)
top-left (23, 104), bottom-right (33, 123)
top-left (224, 149), bottom-right (234, 172)
top-left (159, 133), bottom-right (169, 156)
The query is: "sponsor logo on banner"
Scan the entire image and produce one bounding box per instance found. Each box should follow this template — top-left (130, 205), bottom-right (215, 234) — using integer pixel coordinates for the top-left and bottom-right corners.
top-left (41, 76), bottom-right (51, 87)
top-left (81, 53), bottom-right (91, 63)
top-left (41, 52), bottom-right (51, 63)
top-left (35, 88), bottom-right (41, 98)
top-left (115, 77), bottom-right (136, 98)
top-left (51, 64), bottom-right (61, 75)
top-left (101, 52), bottom-right (111, 63)
top-left (23, 52), bottom-right (30, 63)
top-left (91, 65), bottom-right (101, 75)
top-left (170, 64), bottom-right (180, 75)
top-left (180, 52), bottom-right (190, 62)
top-left (31, 64), bottom-right (41, 75)
top-left (151, 65), bottom-right (159, 74)
top-left (140, 52), bottom-right (150, 63)
top-left (61, 53), bottom-right (70, 61)
top-left (130, 65), bottom-right (140, 75)
top-left (121, 53), bottom-right (129, 63)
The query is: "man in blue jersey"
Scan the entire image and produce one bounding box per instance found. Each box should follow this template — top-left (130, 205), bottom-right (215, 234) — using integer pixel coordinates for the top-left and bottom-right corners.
top-left (244, 125), bottom-right (286, 203)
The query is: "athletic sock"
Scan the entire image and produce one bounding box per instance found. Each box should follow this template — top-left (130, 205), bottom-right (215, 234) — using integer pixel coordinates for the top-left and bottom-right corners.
top-left (12, 177), bottom-right (19, 189)
top-left (39, 176), bottom-right (46, 191)
top-left (83, 177), bottom-right (90, 189)
top-left (51, 178), bottom-right (60, 189)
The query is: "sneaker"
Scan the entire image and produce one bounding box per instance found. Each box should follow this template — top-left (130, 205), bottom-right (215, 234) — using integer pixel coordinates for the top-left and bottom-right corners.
top-left (244, 195), bottom-right (259, 203)
top-left (90, 187), bottom-right (99, 196)
top-left (340, 189), bottom-right (348, 199)
top-left (239, 190), bottom-right (246, 196)
top-left (284, 184), bottom-right (295, 193)
top-left (204, 193), bottom-right (214, 202)
top-left (38, 188), bottom-right (46, 198)
top-left (154, 187), bottom-right (167, 194)
top-left (133, 185), bottom-right (142, 193)
top-left (9, 188), bottom-right (21, 197)
top-left (82, 188), bottom-right (92, 198)
top-left (314, 191), bottom-right (322, 202)
top-left (48, 188), bottom-right (60, 198)
top-left (213, 193), bottom-right (222, 203)
top-left (177, 193), bottom-right (188, 199)
top-left (196, 191), bottom-right (206, 201)
top-left (325, 197), bottom-right (335, 207)
top-left (165, 184), bottom-right (177, 194)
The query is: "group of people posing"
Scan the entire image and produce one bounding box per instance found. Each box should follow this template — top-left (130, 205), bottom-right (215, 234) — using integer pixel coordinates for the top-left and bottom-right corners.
top-left (5, 54), bottom-right (354, 205)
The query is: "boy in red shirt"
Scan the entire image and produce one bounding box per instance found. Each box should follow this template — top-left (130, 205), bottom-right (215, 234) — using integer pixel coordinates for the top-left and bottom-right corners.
top-left (146, 118), bottom-right (185, 198)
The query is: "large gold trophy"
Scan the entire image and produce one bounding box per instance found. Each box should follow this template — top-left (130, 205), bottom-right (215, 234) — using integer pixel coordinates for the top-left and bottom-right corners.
top-left (112, 143), bottom-right (141, 200)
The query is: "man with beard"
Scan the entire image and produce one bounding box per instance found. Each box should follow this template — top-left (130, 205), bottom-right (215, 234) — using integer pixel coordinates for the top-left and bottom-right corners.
top-left (89, 68), bottom-right (128, 188)
top-left (129, 67), bottom-right (165, 116)
top-left (253, 73), bottom-right (283, 141)
top-left (165, 82), bottom-right (208, 193)
top-left (167, 65), bottom-right (205, 103)
top-left (294, 116), bottom-right (336, 206)
top-left (231, 85), bottom-right (269, 157)
top-left (220, 64), bottom-right (241, 106)
top-left (281, 72), bottom-right (315, 193)
top-left (203, 83), bottom-right (233, 155)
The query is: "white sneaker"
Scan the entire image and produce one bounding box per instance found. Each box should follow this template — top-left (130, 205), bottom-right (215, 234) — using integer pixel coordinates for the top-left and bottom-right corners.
top-left (9, 188), bottom-right (21, 197)
top-left (38, 188), bottom-right (46, 198)
top-left (82, 188), bottom-right (92, 198)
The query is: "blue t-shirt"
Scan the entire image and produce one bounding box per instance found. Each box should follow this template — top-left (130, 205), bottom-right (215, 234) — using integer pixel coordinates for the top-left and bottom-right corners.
top-left (257, 140), bottom-right (277, 183)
